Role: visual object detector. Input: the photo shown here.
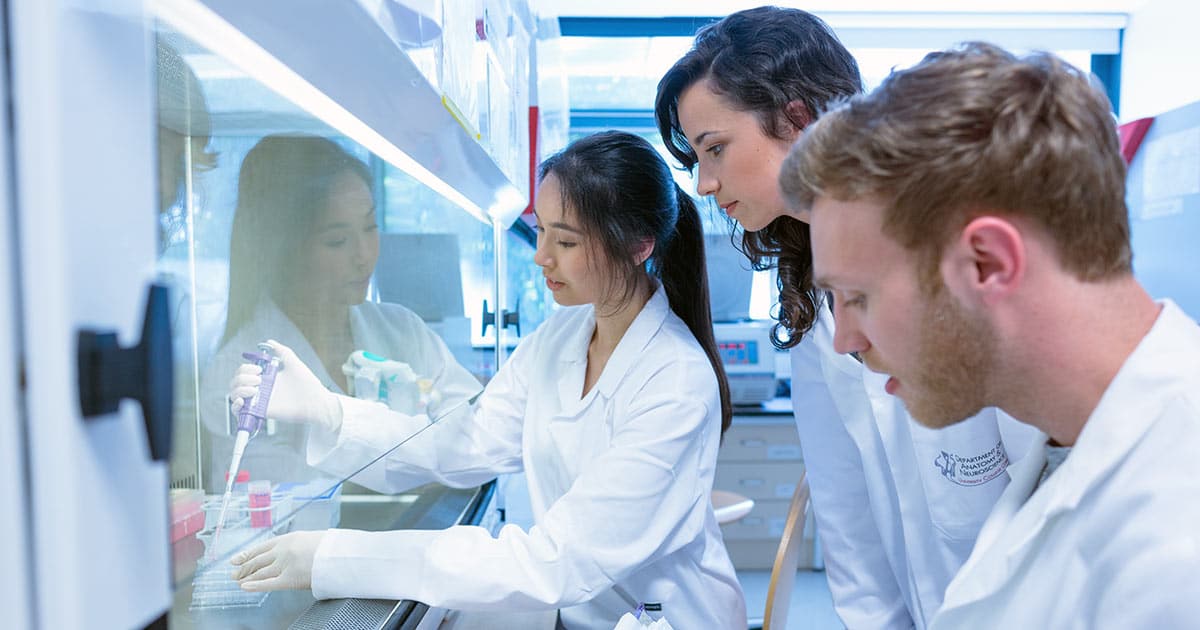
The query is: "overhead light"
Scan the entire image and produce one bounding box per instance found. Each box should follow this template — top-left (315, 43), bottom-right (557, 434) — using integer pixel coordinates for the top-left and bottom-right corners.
top-left (151, 0), bottom-right (490, 223)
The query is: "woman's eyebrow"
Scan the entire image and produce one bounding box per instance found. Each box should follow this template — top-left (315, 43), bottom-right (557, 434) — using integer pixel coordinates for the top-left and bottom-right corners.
top-left (534, 210), bottom-right (583, 234)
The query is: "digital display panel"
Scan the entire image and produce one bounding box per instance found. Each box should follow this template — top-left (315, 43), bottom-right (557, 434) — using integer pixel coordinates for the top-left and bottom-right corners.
top-left (718, 340), bottom-right (758, 365)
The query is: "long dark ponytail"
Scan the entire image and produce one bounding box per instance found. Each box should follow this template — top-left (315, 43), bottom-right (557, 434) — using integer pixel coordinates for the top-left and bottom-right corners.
top-left (539, 131), bottom-right (732, 435)
top-left (661, 187), bottom-right (733, 435)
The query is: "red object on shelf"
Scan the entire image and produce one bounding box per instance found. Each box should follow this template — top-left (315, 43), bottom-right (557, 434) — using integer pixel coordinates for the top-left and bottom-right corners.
top-left (1118, 117), bottom-right (1155, 165)
top-left (225, 469), bottom-right (250, 483)
top-left (169, 488), bottom-right (205, 543)
top-left (170, 510), bottom-right (205, 543)
top-left (523, 104), bottom-right (540, 224)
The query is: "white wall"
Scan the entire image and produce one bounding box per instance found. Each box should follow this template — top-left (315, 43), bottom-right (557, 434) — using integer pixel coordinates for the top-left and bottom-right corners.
top-left (1120, 0), bottom-right (1200, 120)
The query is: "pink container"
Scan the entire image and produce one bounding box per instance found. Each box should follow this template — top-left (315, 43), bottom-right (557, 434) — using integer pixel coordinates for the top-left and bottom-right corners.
top-left (248, 480), bottom-right (272, 528)
top-left (170, 488), bottom-right (205, 543)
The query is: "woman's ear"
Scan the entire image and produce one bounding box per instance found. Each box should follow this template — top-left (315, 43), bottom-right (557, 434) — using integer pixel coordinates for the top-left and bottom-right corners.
top-left (783, 100), bottom-right (813, 137)
top-left (634, 238), bottom-right (655, 266)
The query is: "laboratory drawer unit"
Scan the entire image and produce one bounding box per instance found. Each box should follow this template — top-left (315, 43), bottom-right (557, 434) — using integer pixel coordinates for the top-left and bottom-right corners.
top-left (715, 410), bottom-right (815, 570)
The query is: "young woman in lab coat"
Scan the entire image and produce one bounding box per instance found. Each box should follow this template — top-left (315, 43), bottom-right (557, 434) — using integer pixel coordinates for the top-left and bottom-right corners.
top-left (226, 131), bottom-right (747, 629)
top-left (655, 7), bottom-right (1038, 628)
top-left (200, 135), bottom-right (481, 489)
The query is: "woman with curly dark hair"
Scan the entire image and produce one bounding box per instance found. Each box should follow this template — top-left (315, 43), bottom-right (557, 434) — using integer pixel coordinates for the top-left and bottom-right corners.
top-left (656, 7), bottom-right (1038, 628)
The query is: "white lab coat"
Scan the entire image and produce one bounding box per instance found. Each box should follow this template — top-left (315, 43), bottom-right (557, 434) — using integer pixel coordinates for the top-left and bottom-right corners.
top-left (306, 286), bottom-right (746, 630)
top-left (931, 300), bottom-right (1200, 629)
top-left (198, 297), bottom-right (481, 489)
top-left (790, 305), bottom-right (1039, 629)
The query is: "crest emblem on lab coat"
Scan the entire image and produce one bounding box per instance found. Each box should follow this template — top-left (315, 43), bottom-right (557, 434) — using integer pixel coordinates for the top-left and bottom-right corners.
top-left (934, 441), bottom-right (1009, 486)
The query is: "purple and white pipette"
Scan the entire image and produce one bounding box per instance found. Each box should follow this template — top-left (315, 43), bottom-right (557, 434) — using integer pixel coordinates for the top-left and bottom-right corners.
top-left (209, 343), bottom-right (280, 559)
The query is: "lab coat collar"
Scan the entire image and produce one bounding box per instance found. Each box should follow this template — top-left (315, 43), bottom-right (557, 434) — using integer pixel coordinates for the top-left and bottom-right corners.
top-left (595, 284), bottom-right (669, 398)
top-left (1017, 300), bottom-right (1193, 524)
top-left (942, 300), bottom-right (1197, 609)
top-left (944, 431), bottom-right (1046, 605)
top-left (554, 304), bottom-right (593, 409)
top-left (1054, 301), bottom-right (1197, 505)
top-left (554, 284), bottom-right (670, 409)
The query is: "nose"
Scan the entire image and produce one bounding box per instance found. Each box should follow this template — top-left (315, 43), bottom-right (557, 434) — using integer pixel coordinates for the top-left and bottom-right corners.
top-left (354, 231), bottom-right (379, 273)
top-left (351, 235), bottom-right (366, 266)
top-left (694, 161), bottom-right (718, 198)
top-left (533, 236), bottom-right (551, 269)
top-left (830, 299), bottom-right (870, 356)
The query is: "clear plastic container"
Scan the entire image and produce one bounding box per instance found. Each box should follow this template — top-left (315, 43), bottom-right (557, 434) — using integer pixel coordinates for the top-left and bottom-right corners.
top-left (201, 487), bottom-right (293, 533)
top-left (274, 478), bottom-right (342, 531)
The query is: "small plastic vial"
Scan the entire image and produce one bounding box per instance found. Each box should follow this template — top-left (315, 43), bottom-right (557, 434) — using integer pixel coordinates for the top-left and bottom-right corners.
top-left (248, 480), bottom-right (272, 528)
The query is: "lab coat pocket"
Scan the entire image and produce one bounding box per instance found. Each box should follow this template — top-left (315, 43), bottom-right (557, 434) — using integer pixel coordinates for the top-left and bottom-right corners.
top-left (909, 410), bottom-right (1011, 541)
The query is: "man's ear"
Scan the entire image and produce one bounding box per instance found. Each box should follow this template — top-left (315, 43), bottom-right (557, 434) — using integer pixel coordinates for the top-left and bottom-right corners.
top-left (942, 216), bottom-right (1025, 305)
top-left (634, 238), bottom-right (655, 266)
top-left (783, 100), bottom-right (813, 138)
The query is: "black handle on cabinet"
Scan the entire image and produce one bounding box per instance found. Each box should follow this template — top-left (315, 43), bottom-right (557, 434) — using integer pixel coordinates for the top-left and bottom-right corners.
top-left (77, 283), bottom-right (174, 462)
top-left (480, 299), bottom-right (520, 337)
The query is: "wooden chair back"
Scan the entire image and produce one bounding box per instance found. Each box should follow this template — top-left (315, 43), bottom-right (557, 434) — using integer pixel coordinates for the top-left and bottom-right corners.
top-left (762, 471), bottom-right (811, 630)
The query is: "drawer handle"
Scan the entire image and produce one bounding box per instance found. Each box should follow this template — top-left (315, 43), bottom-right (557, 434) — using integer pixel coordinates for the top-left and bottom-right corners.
top-left (740, 478), bottom-right (765, 487)
top-left (740, 439), bottom-right (766, 448)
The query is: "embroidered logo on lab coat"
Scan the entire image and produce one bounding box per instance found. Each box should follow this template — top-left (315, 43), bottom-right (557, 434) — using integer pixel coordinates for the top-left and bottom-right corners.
top-left (934, 441), bottom-right (1009, 486)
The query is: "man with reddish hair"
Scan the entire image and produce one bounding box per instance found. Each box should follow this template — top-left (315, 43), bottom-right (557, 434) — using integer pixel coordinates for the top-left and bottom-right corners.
top-left (781, 41), bottom-right (1200, 627)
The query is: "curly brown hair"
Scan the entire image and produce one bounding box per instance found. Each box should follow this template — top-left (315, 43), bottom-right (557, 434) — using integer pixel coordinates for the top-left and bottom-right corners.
top-left (655, 6), bottom-right (862, 347)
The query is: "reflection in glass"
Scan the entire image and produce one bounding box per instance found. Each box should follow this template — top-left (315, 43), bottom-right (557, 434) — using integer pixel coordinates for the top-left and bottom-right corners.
top-left (379, 163), bottom-right (496, 348)
top-left (199, 135), bottom-right (482, 496)
top-left (155, 14), bottom-right (505, 606)
top-left (158, 39), bottom-right (217, 250)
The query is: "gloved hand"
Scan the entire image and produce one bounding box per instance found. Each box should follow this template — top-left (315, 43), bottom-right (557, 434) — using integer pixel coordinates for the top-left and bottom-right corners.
top-left (231, 530), bottom-right (326, 592)
top-left (229, 339), bottom-right (343, 433)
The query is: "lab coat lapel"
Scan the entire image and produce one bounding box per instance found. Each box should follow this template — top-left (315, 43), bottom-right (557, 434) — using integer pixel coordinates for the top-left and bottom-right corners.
top-left (813, 307), bottom-right (869, 436)
top-left (553, 306), bottom-right (594, 415)
top-left (948, 378), bottom-right (1162, 608)
top-left (943, 434), bottom-right (1046, 606)
top-left (591, 285), bottom-right (669, 399)
top-left (1010, 301), bottom-right (1188, 543)
top-left (817, 308), bottom-right (927, 607)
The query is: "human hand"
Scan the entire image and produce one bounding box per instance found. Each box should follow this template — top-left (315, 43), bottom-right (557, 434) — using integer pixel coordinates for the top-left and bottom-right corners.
top-left (229, 339), bottom-right (343, 432)
top-left (231, 530), bottom-right (326, 592)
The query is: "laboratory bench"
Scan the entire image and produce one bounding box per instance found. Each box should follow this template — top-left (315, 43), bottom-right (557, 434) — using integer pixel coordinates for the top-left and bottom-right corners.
top-left (169, 480), bottom-right (498, 630)
top-left (717, 398), bottom-right (817, 570)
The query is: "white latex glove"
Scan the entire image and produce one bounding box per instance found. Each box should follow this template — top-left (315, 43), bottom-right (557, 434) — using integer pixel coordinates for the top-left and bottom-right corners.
top-left (229, 339), bottom-right (343, 433)
top-left (231, 530), bottom-right (326, 592)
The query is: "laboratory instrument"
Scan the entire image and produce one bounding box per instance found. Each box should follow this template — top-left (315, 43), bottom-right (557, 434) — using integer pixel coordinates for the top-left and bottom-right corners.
top-left (713, 321), bottom-right (778, 406)
top-left (342, 350), bottom-right (422, 414)
top-left (210, 343), bottom-right (279, 558)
